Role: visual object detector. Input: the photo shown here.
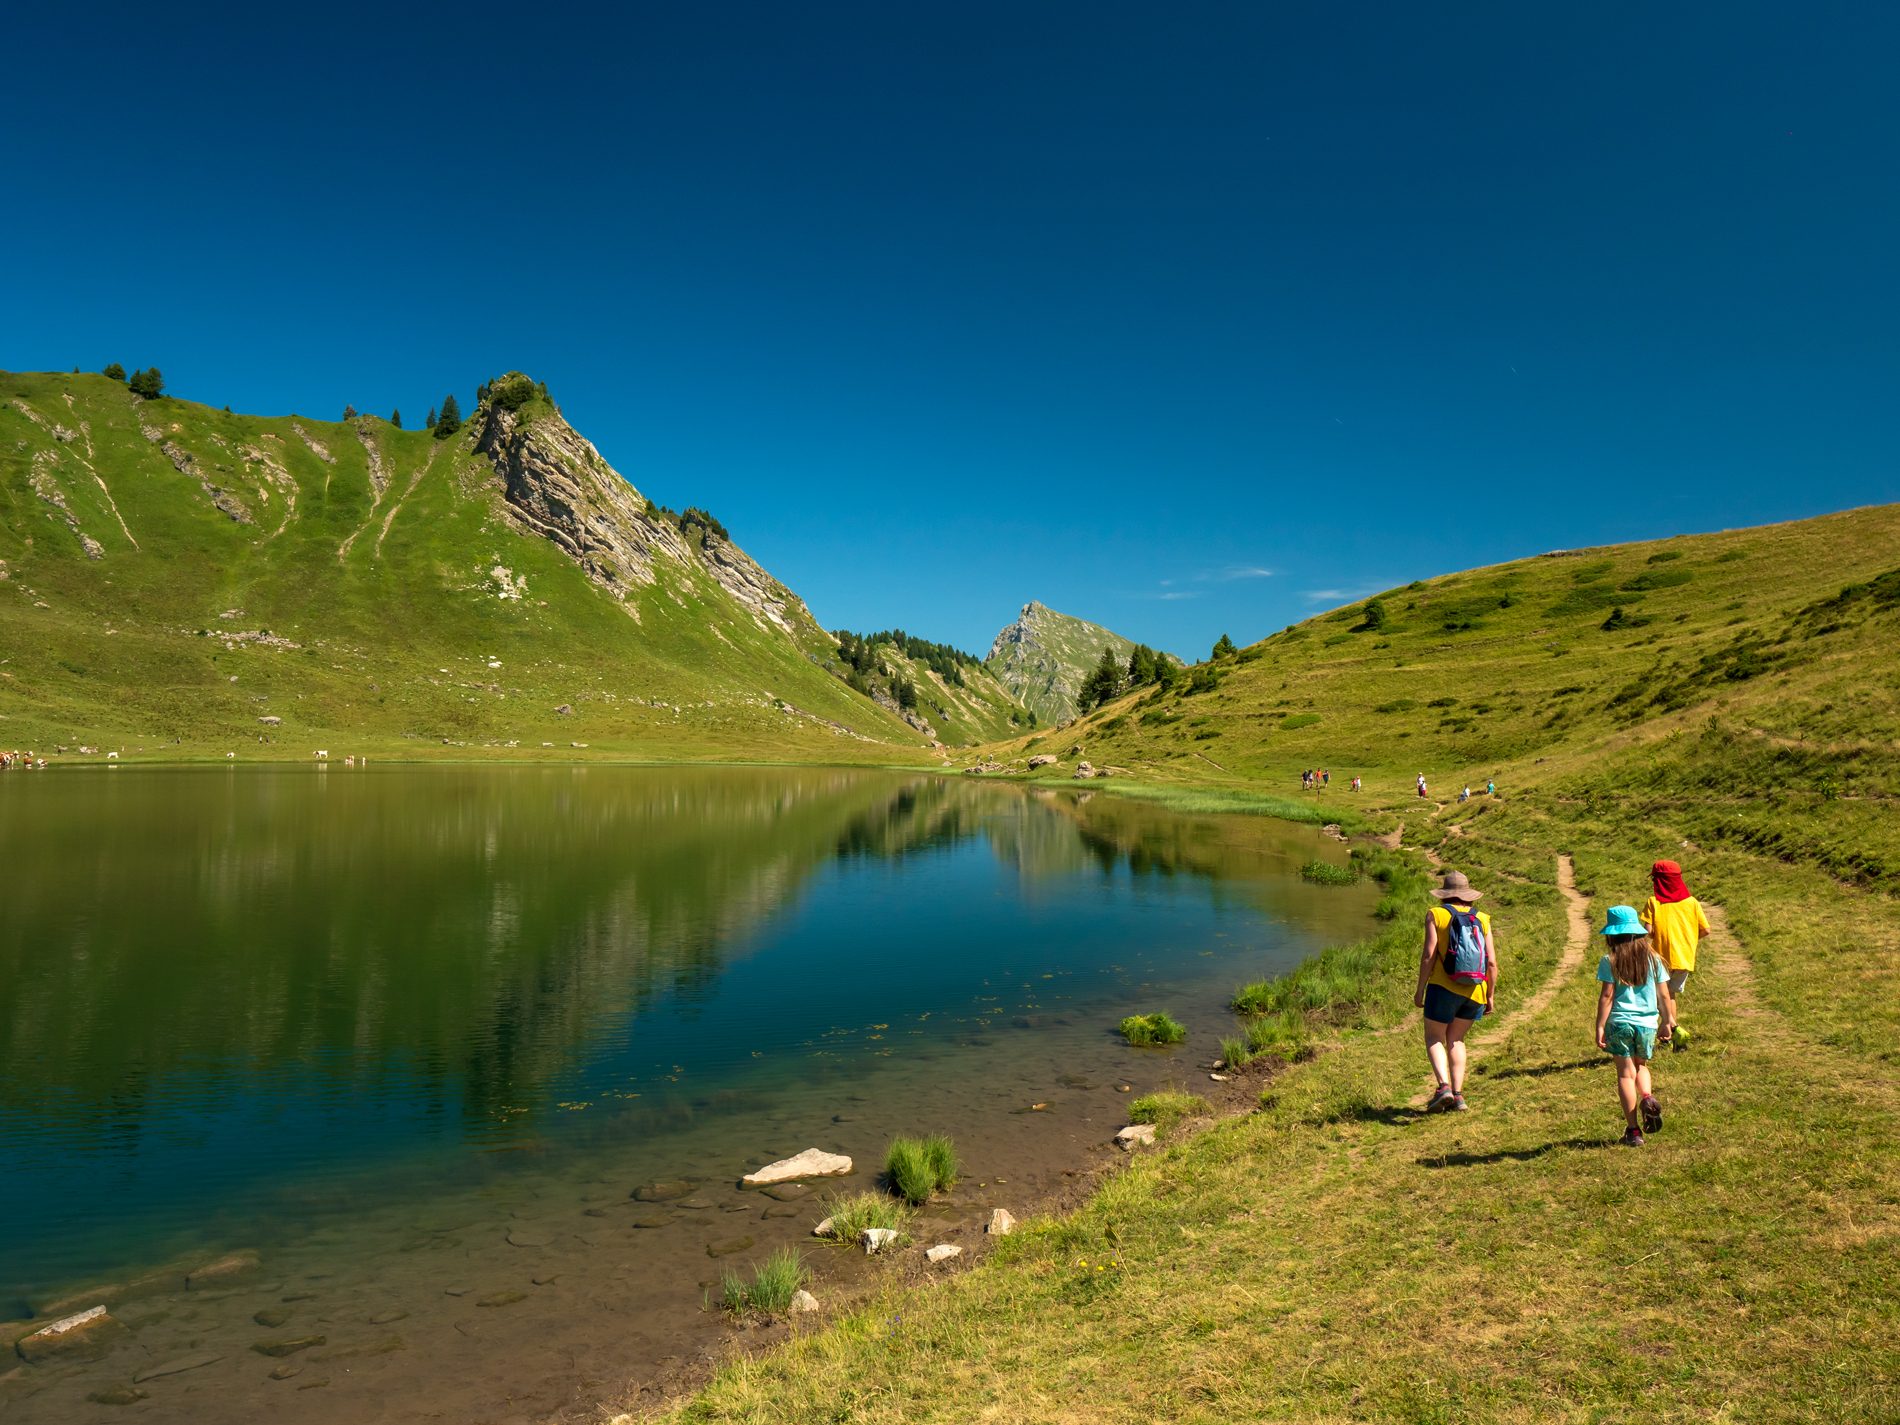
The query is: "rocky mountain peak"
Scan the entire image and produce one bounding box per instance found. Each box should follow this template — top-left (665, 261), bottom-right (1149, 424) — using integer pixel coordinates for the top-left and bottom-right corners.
top-left (471, 375), bottom-right (818, 640)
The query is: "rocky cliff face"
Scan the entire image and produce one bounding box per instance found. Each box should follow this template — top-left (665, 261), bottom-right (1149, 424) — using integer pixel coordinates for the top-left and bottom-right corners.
top-left (472, 380), bottom-right (820, 642)
top-left (985, 600), bottom-right (1166, 724)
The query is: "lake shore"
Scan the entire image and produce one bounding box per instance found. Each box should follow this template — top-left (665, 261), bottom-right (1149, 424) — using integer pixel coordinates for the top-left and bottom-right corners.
top-left (640, 773), bottom-right (1900, 1424)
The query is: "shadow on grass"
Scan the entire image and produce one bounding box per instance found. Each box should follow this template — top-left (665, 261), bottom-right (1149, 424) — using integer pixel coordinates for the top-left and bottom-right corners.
top-left (1417, 1135), bottom-right (1610, 1168)
top-left (1473, 1056), bottom-right (1600, 1083)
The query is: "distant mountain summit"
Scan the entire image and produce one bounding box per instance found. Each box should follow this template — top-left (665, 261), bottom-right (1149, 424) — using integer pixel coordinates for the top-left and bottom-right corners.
top-left (984, 601), bottom-right (1172, 724)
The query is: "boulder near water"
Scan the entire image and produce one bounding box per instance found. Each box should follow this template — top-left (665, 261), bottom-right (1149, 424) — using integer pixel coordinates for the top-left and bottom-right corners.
top-left (788, 1289), bottom-right (820, 1314)
top-left (741, 1149), bottom-right (852, 1187)
top-left (925, 1244), bottom-right (963, 1264)
top-left (16, 1306), bottom-right (121, 1364)
top-left (860, 1228), bottom-right (899, 1254)
top-left (986, 1209), bottom-right (1017, 1237)
top-left (1115, 1124), bottom-right (1157, 1150)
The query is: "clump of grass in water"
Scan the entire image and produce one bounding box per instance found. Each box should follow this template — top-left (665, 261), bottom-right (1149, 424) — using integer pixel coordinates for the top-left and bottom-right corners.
top-left (819, 1190), bottom-right (912, 1242)
top-left (1300, 858), bottom-right (1359, 886)
top-left (720, 1247), bottom-right (809, 1315)
top-left (1119, 1012), bottom-right (1186, 1047)
top-left (1127, 1090), bottom-right (1207, 1131)
top-left (922, 1134), bottom-right (959, 1191)
top-left (885, 1135), bottom-right (959, 1205)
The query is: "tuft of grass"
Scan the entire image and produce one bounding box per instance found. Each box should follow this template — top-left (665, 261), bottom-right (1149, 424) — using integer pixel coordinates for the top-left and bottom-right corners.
top-left (819, 1190), bottom-right (912, 1242)
top-left (922, 1134), bottom-right (959, 1191)
top-left (885, 1135), bottom-right (959, 1204)
top-left (1127, 1089), bottom-right (1207, 1131)
top-left (1119, 1012), bottom-right (1186, 1047)
top-left (719, 1246), bottom-right (809, 1315)
top-left (1300, 858), bottom-right (1360, 886)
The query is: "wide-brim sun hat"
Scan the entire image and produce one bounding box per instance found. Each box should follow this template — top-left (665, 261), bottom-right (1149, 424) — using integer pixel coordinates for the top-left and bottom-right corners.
top-left (1430, 871), bottom-right (1483, 903)
top-left (1601, 904), bottom-right (1646, 937)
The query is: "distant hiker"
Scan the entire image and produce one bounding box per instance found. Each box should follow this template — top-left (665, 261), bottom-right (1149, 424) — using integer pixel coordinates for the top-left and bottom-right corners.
top-left (1413, 871), bottom-right (1497, 1112)
top-left (1595, 905), bottom-right (1676, 1147)
top-left (1640, 860), bottom-right (1711, 1047)
top-left (1351, 776), bottom-right (1362, 792)
top-left (1417, 774), bottom-right (1428, 799)
top-left (1486, 778), bottom-right (1496, 797)
top-left (1321, 768), bottom-right (1330, 787)
top-left (1459, 785), bottom-right (1471, 803)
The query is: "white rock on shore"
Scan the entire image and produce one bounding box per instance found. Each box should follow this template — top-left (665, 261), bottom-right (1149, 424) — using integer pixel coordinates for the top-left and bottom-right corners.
top-left (925, 1244), bottom-right (963, 1264)
top-left (811, 1216), bottom-right (836, 1238)
top-left (861, 1228), bottom-right (898, 1254)
top-left (986, 1209), bottom-right (1016, 1236)
top-left (1115, 1124), bottom-right (1157, 1150)
top-left (789, 1290), bottom-right (820, 1314)
top-left (742, 1149), bottom-right (852, 1187)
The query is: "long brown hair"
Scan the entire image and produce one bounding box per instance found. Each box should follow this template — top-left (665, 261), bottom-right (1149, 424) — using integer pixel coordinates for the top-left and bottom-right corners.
top-left (1606, 932), bottom-right (1659, 987)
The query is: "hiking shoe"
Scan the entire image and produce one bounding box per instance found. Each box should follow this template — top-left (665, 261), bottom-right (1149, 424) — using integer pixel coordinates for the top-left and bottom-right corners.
top-left (1451, 1094), bottom-right (1469, 1112)
top-left (1641, 1095), bottom-right (1663, 1134)
top-left (1620, 1128), bottom-right (1646, 1148)
top-left (1426, 1084), bottom-right (1455, 1113)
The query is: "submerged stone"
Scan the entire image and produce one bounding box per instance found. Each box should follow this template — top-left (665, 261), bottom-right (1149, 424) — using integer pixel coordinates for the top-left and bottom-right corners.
top-left (741, 1149), bottom-right (852, 1187)
top-left (252, 1335), bottom-right (325, 1358)
top-left (132, 1352), bottom-right (223, 1383)
top-left (17, 1306), bottom-right (121, 1364)
top-left (186, 1251), bottom-right (261, 1290)
top-left (87, 1386), bottom-right (148, 1405)
top-left (705, 1236), bottom-right (754, 1258)
top-left (253, 1309), bottom-right (291, 1329)
top-left (632, 1180), bottom-right (694, 1203)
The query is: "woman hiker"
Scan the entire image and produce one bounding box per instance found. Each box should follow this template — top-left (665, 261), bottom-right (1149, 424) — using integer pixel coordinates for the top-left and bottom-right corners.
top-left (1413, 871), bottom-right (1498, 1112)
top-left (1640, 859), bottom-right (1711, 1047)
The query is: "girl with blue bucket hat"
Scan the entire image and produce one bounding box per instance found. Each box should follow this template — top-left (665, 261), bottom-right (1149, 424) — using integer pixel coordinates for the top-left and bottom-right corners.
top-left (1594, 904), bottom-right (1677, 1147)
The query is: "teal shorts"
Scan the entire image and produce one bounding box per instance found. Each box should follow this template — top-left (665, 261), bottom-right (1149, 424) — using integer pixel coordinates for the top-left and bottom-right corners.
top-left (1604, 1021), bottom-right (1657, 1060)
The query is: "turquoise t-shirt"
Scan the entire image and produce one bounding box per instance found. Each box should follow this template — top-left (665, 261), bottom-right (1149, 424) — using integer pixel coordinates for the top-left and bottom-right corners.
top-left (1597, 954), bottom-right (1669, 1028)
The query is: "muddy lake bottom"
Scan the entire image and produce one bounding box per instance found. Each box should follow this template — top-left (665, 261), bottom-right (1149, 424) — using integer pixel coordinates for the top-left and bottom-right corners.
top-left (0, 766), bottom-right (1373, 1422)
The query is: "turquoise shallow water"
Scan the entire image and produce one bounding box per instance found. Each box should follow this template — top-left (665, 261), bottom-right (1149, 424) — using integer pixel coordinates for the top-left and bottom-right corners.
top-left (0, 765), bottom-right (1372, 1421)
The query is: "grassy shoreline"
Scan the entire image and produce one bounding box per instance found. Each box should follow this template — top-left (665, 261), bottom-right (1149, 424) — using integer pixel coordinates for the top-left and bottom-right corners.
top-left (638, 762), bottom-right (1897, 1423)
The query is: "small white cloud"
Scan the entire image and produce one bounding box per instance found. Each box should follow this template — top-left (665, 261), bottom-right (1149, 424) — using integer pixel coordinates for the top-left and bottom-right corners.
top-left (1303, 589), bottom-right (1346, 602)
top-left (1151, 590), bottom-right (1201, 601)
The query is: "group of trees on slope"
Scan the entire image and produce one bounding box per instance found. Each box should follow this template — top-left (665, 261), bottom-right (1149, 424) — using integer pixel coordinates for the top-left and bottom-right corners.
top-left (836, 629), bottom-right (983, 691)
top-left (1079, 633), bottom-right (1235, 710)
top-left (102, 363), bottom-right (163, 398)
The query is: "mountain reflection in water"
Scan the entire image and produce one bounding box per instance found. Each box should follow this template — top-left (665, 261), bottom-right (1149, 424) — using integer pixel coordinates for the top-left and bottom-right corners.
top-left (0, 766), bottom-right (1365, 1306)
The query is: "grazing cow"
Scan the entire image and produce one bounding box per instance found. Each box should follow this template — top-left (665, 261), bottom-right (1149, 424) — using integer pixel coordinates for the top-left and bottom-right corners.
top-left (314, 750), bottom-right (329, 760)
top-left (107, 751), bottom-right (119, 760)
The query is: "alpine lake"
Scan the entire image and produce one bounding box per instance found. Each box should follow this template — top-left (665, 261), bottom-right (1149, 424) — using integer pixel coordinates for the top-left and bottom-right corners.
top-left (0, 765), bottom-right (1376, 1422)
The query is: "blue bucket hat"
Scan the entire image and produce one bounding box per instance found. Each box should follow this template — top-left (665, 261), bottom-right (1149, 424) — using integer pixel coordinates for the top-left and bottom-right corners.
top-left (1600, 904), bottom-right (1645, 938)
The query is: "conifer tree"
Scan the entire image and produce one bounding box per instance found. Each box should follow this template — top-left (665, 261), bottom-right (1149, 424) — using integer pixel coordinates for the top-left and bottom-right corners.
top-left (390, 408), bottom-right (403, 429)
top-left (128, 367), bottom-right (164, 399)
top-left (426, 406), bottom-right (437, 429)
top-left (433, 394), bottom-right (461, 439)
top-left (1081, 645), bottom-right (1125, 709)
top-left (1212, 632), bottom-right (1237, 659)
top-left (103, 363), bottom-right (126, 381)
top-left (342, 404), bottom-right (358, 420)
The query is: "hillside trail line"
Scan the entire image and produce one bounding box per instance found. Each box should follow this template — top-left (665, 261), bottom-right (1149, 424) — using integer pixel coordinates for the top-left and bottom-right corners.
top-left (1405, 853), bottom-right (1590, 1108)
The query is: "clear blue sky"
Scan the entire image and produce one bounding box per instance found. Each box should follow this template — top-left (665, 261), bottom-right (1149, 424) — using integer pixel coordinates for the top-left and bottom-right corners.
top-left (4, 2), bottom-right (1895, 657)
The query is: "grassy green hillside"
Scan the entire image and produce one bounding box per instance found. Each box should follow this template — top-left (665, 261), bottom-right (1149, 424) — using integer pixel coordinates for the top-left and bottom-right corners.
top-left (0, 370), bottom-right (929, 762)
top-left (656, 503), bottom-right (1900, 1424)
top-left (985, 600), bottom-right (1174, 724)
top-left (832, 627), bottom-right (1036, 746)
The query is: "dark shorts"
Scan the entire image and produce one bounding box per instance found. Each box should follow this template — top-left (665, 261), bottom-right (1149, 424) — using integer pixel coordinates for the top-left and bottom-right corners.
top-left (1424, 983), bottom-right (1487, 1023)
